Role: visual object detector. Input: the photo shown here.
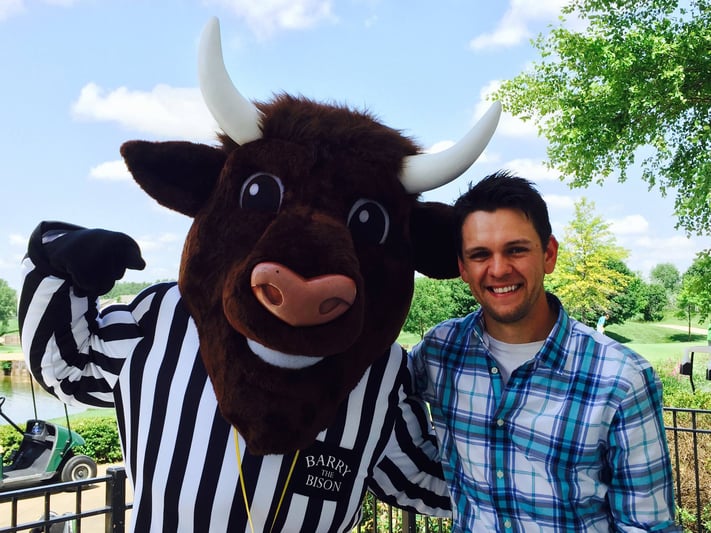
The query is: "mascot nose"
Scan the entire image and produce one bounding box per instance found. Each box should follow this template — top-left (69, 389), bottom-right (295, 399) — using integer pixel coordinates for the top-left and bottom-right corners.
top-left (251, 262), bottom-right (357, 326)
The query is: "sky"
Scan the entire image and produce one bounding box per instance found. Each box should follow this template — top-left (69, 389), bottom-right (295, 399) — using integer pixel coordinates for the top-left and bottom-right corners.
top-left (1, 0), bottom-right (709, 294)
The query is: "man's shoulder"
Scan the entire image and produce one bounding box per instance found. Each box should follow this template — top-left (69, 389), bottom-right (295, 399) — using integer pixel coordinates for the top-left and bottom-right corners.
top-left (567, 319), bottom-right (654, 375)
top-left (423, 313), bottom-right (477, 346)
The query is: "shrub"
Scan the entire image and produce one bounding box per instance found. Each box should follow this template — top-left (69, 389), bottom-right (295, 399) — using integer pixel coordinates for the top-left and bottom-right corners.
top-left (0, 423), bottom-right (23, 462)
top-left (70, 417), bottom-right (123, 463)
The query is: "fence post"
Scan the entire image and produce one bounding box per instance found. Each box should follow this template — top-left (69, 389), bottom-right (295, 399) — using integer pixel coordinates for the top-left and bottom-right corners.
top-left (105, 467), bottom-right (128, 533)
top-left (401, 511), bottom-right (417, 533)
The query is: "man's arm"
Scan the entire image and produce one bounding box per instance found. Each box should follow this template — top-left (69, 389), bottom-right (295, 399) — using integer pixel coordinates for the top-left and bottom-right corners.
top-left (607, 366), bottom-right (680, 532)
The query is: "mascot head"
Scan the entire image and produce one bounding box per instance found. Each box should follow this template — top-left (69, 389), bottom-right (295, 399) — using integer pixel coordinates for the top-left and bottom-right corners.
top-left (120, 17), bottom-right (500, 454)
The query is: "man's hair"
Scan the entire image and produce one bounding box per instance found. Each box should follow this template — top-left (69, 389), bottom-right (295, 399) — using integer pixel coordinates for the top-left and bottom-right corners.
top-left (453, 170), bottom-right (552, 257)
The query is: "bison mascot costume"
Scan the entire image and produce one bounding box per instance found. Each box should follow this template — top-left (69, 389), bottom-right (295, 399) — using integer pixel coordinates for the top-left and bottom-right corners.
top-left (19, 18), bottom-right (500, 532)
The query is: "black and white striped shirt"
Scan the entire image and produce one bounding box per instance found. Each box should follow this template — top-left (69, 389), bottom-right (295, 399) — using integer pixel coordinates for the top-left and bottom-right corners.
top-left (20, 259), bottom-right (450, 532)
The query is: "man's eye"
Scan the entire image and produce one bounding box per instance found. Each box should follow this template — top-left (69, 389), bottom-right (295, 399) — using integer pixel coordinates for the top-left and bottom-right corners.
top-left (508, 247), bottom-right (528, 255)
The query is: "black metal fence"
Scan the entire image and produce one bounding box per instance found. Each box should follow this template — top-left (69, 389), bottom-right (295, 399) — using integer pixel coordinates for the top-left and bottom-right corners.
top-left (0, 467), bottom-right (130, 533)
top-left (665, 407), bottom-right (711, 532)
top-left (1, 407), bottom-right (709, 533)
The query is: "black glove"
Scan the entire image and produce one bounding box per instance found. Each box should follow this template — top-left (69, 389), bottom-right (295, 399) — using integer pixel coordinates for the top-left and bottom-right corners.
top-left (28, 221), bottom-right (146, 297)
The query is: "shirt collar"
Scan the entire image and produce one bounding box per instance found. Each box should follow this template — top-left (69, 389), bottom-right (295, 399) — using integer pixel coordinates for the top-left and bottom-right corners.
top-left (471, 292), bottom-right (571, 372)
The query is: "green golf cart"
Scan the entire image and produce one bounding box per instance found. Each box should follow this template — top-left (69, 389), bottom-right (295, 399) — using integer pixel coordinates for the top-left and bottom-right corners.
top-left (0, 396), bottom-right (97, 491)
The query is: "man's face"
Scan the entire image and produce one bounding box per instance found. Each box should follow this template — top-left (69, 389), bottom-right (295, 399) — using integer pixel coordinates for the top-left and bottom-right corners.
top-left (458, 208), bottom-right (557, 333)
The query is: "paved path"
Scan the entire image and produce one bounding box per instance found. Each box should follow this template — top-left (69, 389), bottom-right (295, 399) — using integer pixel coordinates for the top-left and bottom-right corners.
top-left (657, 324), bottom-right (708, 335)
top-left (0, 463), bottom-right (133, 531)
top-left (0, 351), bottom-right (23, 361)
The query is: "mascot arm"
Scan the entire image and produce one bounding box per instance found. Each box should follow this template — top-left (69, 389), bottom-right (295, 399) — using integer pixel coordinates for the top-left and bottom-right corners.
top-left (367, 349), bottom-right (452, 517)
top-left (19, 221), bottom-right (147, 408)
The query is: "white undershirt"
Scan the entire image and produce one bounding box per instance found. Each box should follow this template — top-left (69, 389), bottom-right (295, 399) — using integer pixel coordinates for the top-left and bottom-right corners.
top-left (483, 332), bottom-right (544, 386)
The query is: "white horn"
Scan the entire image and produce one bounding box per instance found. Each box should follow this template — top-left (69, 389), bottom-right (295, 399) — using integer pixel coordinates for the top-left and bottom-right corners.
top-left (198, 17), bottom-right (263, 145)
top-left (399, 101), bottom-right (502, 194)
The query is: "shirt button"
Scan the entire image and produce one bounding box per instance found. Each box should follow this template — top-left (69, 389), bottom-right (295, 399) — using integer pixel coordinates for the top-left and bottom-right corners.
top-left (504, 519), bottom-right (512, 529)
top-left (497, 470), bottom-right (504, 479)
top-left (496, 418), bottom-right (504, 427)
top-left (491, 366), bottom-right (499, 374)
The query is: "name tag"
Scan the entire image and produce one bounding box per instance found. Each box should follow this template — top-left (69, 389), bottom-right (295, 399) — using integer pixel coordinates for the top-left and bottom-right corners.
top-left (291, 440), bottom-right (358, 500)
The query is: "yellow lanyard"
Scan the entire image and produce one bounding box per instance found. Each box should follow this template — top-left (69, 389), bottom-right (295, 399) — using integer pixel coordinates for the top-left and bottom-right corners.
top-left (233, 428), bottom-right (300, 533)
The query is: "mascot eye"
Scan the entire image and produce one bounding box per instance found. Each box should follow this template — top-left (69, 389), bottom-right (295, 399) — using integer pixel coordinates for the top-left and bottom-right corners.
top-left (347, 199), bottom-right (390, 245)
top-left (240, 173), bottom-right (284, 212)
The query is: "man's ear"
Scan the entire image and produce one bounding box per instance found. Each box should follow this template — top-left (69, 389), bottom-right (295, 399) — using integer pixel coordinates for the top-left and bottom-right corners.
top-left (410, 201), bottom-right (459, 279)
top-left (544, 235), bottom-right (559, 275)
top-left (457, 257), bottom-right (469, 284)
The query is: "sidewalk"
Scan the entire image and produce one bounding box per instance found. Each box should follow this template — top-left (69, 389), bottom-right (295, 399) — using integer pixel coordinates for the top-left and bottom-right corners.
top-left (0, 463), bottom-right (133, 532)
top-left (658, 323), bottom-right (708, 335)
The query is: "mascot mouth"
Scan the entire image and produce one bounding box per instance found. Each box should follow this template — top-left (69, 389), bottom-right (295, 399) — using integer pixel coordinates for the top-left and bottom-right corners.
top-left (247, 338), bottom-right (324, 369)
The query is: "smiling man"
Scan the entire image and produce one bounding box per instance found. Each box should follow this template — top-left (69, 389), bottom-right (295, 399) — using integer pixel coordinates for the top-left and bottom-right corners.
top-left (409, 171), bottom-right (680, 532)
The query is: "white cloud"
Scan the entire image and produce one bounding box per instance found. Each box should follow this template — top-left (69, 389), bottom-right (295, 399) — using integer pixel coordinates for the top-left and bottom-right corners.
top-left (609, 214), bottom-right (649, 236)
top-left (470, 0), bottom-right (569, 51)
top-left (206, 0), bottom-right (337, 39)
top-left (503, 158), bottom-right (557, 181)
top-left (0, 0), bottom-right (24, 20)
top-left (498, 111), bottom-right (539, 139)
top-left (71, 83), bottom-right (217, 142)
top-left (89, 160), bottom-right (131, 181)
top-left (44, 0), bottom-right (80, 5)
top-left (544, 194), bottom-right (576, 211)
top-left (623, 234), bottom-right (703, 278)
top-left (0, 0), bottom-right (80, 20)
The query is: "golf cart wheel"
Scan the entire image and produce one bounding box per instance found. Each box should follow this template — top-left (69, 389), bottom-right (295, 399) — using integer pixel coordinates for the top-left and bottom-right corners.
top-left (61, 455), bottom-right (97, 482)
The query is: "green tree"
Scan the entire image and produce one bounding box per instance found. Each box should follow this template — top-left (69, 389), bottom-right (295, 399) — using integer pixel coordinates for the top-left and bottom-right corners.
top-left (605, 259), bottom-right (646, 324)
top-left (446, 278), bottom-right (479, 318)
top-left (105, 280), bottom-right (173, 300)
top-left (639, 283), bottom-right (669, 322)
top-left (676, 251), bottom-right (711, 324)
top-left (650, 262), bottom-right (681, 295)
top-left (404, 277), bottom-right (463, 339)
top-left (545, 198), bottom-right (630, 325)
top-left (493, 0), bottom-right (711, 236)
top-left (0, 279), bottom-right (17, 336)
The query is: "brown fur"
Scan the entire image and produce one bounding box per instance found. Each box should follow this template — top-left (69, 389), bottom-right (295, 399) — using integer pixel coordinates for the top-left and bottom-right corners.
top-left (121, 95), bottom-right (458, 454)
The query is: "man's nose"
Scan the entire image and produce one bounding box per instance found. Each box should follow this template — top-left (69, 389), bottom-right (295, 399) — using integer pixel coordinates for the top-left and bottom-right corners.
top-left (489, 254), bottom-right (511, 277)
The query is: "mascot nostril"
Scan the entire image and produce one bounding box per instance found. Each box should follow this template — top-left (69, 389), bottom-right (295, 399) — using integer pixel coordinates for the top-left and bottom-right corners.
top-left (251, 262), bottom-right (357, 326)
top-left (257, 283), bottom-right (284, 306)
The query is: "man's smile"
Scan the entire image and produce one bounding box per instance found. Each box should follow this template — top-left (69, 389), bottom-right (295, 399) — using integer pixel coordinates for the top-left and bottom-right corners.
top-left (489, 284), bottom-right (521, 295)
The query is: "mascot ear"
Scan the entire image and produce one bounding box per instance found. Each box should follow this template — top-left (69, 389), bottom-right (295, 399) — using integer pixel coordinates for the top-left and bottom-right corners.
top-left (120, 140), bottom-right (226, 217)
top-left (410, 201), bottom-right (460, 279)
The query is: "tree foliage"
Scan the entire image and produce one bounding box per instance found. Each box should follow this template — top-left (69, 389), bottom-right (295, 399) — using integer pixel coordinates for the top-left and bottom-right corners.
top-left (494, 0), bottom-right (711, 236)
top-left (605, 259), bottom-right (646, 323)
top-left (650, 262), bottom-right (681, 294)
top-left (0, 278), bottom-right (17, 336)
top-left (447, 278), bottom-right (480, 318)
top-left (545, 198), bottom-right (631, 325)
top-left (104, 280), bottom-right (172, 300)
top-left (403, 277), bottom-right (478, 339)
top-left (676, 251), bottom-right (711, 323)
top-left (639, 282), bottom-right (669, 321)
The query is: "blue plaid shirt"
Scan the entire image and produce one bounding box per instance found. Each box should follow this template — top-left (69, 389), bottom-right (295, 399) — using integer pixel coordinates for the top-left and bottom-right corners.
top-left (410, 294), bottom-right (679, 532)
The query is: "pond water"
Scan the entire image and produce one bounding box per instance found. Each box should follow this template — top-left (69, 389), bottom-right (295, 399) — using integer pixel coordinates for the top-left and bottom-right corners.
top-left (0, 376), bottom-right (90, 427)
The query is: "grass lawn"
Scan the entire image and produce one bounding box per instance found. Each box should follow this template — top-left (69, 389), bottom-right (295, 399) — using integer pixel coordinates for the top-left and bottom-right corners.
top-left (46, 408), bottom-right (116, 425)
